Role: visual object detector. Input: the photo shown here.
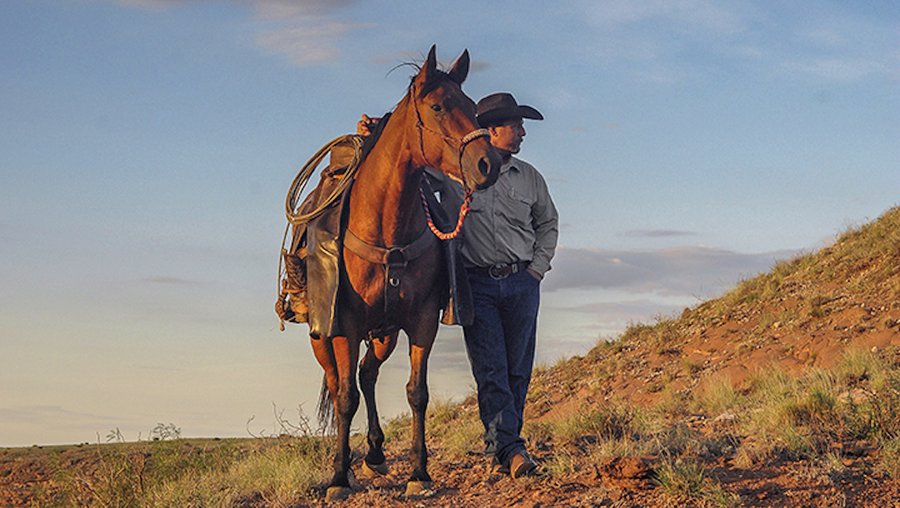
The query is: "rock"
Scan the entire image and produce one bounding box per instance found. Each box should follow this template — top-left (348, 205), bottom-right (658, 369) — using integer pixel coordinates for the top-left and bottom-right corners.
top-left (405, 480), bottom-right (434, 497)
top-left (713, 412), bottom-right (737, 423)
top-left (600, 456), bottom-right (654, 480)
top-left (325, 486), bottom-right (352, 502)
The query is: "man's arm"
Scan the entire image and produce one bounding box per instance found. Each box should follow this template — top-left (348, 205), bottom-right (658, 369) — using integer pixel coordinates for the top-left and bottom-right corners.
top-left (528, 174), bottom-right (559, 280)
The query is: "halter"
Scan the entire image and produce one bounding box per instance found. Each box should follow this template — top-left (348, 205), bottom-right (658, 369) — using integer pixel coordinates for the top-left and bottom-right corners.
top-left (409, 83), bottom-right (490, 240)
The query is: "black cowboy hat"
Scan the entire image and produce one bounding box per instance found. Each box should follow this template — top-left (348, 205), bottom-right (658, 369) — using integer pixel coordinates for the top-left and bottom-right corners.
top-left (476, 92), bottom-right (543, 127)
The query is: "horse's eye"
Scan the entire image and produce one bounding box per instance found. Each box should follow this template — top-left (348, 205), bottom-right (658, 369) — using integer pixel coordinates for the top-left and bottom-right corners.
top-left (431, 104), bottom-right (442, 112)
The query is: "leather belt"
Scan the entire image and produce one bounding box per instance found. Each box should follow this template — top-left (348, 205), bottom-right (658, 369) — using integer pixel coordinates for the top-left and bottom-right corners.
top-left (469, 261), bottom-right (529, 280)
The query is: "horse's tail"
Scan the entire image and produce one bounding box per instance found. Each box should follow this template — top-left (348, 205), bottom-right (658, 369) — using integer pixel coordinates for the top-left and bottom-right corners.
top-left (316, 374), bottom-right (335, 433)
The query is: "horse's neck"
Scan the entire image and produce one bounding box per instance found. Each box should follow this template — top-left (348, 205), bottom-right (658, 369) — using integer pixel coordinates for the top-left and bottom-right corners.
top-left (350, 114), bottom-right (424, 247)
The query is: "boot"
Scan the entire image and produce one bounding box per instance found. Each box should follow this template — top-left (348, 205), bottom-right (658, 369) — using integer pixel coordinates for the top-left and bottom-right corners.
top-left (279, 249), bottom-right (309, 323)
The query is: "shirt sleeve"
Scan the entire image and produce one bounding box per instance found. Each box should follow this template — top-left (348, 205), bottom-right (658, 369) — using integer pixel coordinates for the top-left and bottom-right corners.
top-left (528, 172), bottom-right (559, 278)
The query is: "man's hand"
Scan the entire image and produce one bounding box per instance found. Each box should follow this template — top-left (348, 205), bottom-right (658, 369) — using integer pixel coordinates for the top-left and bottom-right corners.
top-left (357, 114), bottom-right (382, 136)
top-left (527, 268), bottom-right (543, 281)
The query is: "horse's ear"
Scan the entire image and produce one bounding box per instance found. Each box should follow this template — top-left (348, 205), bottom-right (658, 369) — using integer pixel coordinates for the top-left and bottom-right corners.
top-left (448, 49), bottom-right (469, 85)
top-left (417, 44), bottom-right (438, 84)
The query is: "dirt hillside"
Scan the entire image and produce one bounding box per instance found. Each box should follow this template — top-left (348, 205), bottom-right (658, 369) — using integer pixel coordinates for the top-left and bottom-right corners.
top-left (529, 204), bottom-right (900, 419)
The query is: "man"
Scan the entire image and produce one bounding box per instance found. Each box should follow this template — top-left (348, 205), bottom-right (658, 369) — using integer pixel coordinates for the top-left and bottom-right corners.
top-left (455, 93), bottom-right (558, 478)
top-left (327, 93), bottom-right (557, 478)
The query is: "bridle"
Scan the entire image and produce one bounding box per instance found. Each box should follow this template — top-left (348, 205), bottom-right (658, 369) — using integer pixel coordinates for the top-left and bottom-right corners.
top-left (409, 83), bottom-right (490, 240)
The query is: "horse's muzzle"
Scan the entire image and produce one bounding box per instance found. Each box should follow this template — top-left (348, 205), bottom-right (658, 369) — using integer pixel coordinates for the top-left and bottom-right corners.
top-left (473, 150), bottom-right (502, 189)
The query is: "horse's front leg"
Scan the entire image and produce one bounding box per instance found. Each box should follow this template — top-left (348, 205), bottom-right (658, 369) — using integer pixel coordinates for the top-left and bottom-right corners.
top-left (404, 319), bottom-right (438, 495)
top-left (358, 333), bottom-right (398, 475)
top-left (320, 335), bottom-right (361, 501)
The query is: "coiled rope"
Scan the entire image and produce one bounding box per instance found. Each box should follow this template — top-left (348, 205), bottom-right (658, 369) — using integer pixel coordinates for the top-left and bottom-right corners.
top-left (284, 134), bottom-right (364, 226)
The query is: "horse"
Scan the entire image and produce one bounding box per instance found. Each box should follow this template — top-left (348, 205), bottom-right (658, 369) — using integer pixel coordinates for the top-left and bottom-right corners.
top-left (310, 46), bottom-right (501, 500)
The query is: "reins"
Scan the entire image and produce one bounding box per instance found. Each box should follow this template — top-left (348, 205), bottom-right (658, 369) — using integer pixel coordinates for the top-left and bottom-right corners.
top-left (409, 84), bottom-right (489, 240)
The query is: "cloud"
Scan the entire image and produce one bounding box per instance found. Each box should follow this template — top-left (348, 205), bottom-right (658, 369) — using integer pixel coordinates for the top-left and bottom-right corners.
top-left (544, 245), bottom-right (795, 297)
top-left (250, 0), bottom-right (367, 66)
top-left (114, 0), bottom-right (364, 65)
top-left (575, 0), bottom-right (751, 83)
top-left (114, 0), bottom-right (188, 8)
top-left (251, 0), bottom-right (356, 19)
top-left (619, 229), bottom-right (697, 238)
top-left (786, 58), bottom-right (891, 82)
top-left (255, 22), bottom-right (359, 65)
top-left (582, 0), bottom-right (746, 35)
top-left (468, 60), bottom-right (491, 74)
top-left (783, 13), bottom-right (900, 82)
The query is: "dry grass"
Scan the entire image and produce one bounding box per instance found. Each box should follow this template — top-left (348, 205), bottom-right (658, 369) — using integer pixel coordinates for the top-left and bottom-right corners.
top-left (48, 437), bottom-right (333, 507)
top-left (654, 457), bottom-right (738, 507)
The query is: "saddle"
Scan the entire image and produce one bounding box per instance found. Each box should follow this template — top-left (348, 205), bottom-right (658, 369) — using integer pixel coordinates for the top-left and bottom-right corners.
top-left (278, 141), bottom-right (474, 338)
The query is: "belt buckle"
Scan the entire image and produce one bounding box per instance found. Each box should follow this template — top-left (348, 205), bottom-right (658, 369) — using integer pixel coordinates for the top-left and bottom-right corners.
top-left (489, 263), bottom-right (510, 280)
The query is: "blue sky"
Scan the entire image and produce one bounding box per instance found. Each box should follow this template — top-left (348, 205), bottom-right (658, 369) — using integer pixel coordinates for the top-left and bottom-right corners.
top-left (1, 0), bottom-right (897, 446)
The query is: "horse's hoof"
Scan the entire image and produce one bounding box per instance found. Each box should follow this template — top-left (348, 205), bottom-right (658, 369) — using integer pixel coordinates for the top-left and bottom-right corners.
top-left (325, 486), bottom-right (352, 502)
top-left (404, 480), bottom-right (433, 497)
top-left (361, 459), bottom-right (389, 477)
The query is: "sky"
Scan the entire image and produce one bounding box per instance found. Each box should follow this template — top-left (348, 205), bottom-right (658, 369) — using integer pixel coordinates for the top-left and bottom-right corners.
top-left (1, 0), bottom-right (898, 447)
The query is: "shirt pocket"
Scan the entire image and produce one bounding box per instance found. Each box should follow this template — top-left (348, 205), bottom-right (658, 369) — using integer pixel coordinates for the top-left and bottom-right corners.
top-left (507, 188), bottom-right (534, 228)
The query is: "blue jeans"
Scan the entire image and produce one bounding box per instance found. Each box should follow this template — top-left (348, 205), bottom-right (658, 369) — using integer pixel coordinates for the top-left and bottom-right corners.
top-left (463, 268), bottom-right (540, 466)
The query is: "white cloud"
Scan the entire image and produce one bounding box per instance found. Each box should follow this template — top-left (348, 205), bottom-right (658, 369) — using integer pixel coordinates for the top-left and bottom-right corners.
top-left (544, 245), bottom-right (795, 297)
top-left (582, 0), bottom-right (746, 35)
top-left (787, 58), bottom-right (890, 82)
top-left (249, 1), bottom-right (370, 66)
top-left (255, 22), bottom-right (357, 65)
top-left (250, 0), bottom-right (356, 19)
top-left (113, 0), bottom-right (363, 66)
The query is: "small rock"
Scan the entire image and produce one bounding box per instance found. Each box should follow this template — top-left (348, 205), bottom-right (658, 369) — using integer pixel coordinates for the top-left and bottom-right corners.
top-left (713, 412), bottom-right (737, 423)
top-left (600, 456), bottom-right (654, 480)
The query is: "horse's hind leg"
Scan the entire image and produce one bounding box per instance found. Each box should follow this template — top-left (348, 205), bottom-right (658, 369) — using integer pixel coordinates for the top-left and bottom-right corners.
top-left (312, 336), bottom-right (360, 500)
top-left (358, 334), bottom-right (397, 475)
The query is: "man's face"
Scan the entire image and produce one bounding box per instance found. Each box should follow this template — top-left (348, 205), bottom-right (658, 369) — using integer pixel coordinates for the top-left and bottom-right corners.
top-left (488, 118), bottom-right (526, 154)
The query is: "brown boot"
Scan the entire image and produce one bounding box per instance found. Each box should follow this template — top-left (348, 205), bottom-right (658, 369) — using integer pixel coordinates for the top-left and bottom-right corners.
top-left (509, 451), bottom-right (537, 479)
top-left (279, 250), bottom-right (309, 323)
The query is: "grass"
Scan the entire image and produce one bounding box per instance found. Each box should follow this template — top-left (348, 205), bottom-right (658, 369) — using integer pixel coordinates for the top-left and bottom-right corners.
top-left (694, 376), bottom-right (738, 415)
top-left (40, 437), bottom-right (333, 507)
top-left (427, 398), bottom-right (483, 459)
top-left (654, 458), bottom-right (737, 507)
top-left (881, 436), bottom-right (900, 479)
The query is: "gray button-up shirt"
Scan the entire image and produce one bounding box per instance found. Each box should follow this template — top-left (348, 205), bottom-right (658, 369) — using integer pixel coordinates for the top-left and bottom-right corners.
top-left (430, 156), bottom-right (559, 278)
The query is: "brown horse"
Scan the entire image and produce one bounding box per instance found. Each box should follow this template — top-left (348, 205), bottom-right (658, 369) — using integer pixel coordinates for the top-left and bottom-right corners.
top-left (311, 46), bottom-right (501, 500)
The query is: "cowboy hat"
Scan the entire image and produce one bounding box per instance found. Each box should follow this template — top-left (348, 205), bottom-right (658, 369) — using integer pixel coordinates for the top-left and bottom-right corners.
top-left (476, 92), bottom-right (543, 127)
